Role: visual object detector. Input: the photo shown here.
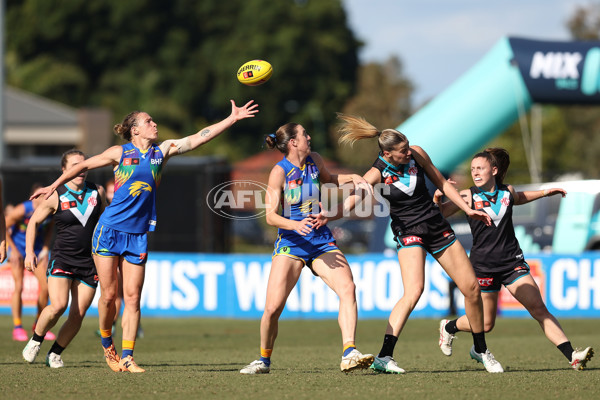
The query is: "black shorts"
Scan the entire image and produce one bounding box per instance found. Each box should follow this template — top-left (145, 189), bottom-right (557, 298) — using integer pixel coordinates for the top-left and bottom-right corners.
top-left (474, 262), bottom-right (531, 292)
top-left (47, 258), bottom-right (99, 289)
top-left (394, 214), bottom-right (456, 255)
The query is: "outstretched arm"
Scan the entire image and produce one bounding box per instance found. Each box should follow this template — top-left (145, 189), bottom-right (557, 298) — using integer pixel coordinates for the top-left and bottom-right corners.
top-left (160, 100), bottom-right (259, 158)
top-left (433, 186), bottom-right (468, 218)
top-left (31, 146), bottom-right (122, 200)
top-left (513, 186), bottom-right (566, 205)
top-left (412, 146), bottom-right (490, 226)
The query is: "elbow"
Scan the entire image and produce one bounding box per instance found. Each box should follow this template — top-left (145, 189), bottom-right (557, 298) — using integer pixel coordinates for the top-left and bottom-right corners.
top-left (265, 214), bottom-right (277, 227)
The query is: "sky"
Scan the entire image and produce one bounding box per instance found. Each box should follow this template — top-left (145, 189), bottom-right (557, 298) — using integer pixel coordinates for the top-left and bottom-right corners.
top-left (342, 0), bottom-right (588, 105)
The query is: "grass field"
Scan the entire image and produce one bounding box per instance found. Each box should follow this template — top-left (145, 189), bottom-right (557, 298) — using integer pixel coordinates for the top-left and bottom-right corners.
top-left (1, 316), bottom-right (598, 399)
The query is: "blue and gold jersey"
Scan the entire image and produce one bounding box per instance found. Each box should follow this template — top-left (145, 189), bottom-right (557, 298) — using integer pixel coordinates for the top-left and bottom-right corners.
top-left (99, 142), bottom-right (164, 233)
top-left (275, 155), bottom-right (332, 242)
top-left (10, 200), bottom-right (52, 256)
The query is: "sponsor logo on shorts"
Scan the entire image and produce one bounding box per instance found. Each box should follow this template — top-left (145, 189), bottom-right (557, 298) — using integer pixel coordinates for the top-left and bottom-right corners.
top-left (281, 246), bottom-right (291, 254)
top-left (53, 268), bottom-right (72, 275)
top-left (328, 242), bottom-right (338, 248)
top-left (139, 253), bottom-right (147, 261)
top-left (443, 230), bottom-right (454, 238)
top-left (94, 275), bottom-right (99, 281)
top-left (478, 277), bottom-right (494, 287)
top-left (514, 265), bottom-right (529, 274)
top-left (402, 235), bottom-right (423, 246)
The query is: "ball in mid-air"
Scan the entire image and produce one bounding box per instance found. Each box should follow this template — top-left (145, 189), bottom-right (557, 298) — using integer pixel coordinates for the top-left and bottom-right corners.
top-left (237, 60), bottom-right (273, 86)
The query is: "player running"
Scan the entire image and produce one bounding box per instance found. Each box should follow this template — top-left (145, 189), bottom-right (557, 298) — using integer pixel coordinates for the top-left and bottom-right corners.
top-left (5, 184), bottom-right (55, 342)
top-left (335, 114), bottom-right (503, 373)
top-left (22, 150), bottom-right (106, 368)
top-left (435, 148), bottom-right (593, 371)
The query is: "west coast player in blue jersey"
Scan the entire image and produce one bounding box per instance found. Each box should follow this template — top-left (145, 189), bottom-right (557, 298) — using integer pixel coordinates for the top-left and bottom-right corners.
top-left (435, 148), bottom-right (594, 371)
top-left (335, 114), bottom-right (504, 373)
top-left (5, 184), bottom-right (54, 342)
top-left (240, 123), bottom-right (375, 374)
top-left (22, 150), bottom-right (107, 368)
top-left (0, 179), bottom-right (6, 264)
top-left (31, 100), bottom-right (259, 373)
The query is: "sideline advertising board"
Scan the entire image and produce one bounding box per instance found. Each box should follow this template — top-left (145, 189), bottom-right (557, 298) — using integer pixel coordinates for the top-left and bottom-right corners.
top-left (1, 252), bottom-right (598, 318)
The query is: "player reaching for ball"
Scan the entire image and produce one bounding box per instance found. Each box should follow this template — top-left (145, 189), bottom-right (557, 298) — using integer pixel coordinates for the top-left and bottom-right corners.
top-left (31, 100), bottom-right (259, 373)
top-left (239, 123), bottom-right (375, 374)
top-left (333, 114), bottom-right (503, 373)
top-left (435, 148), bottom-right (593, 371)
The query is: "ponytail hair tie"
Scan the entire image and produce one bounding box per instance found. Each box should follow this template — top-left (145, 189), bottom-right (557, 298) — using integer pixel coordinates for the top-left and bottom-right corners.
top-left (266, 133), bottom-right (277, 143)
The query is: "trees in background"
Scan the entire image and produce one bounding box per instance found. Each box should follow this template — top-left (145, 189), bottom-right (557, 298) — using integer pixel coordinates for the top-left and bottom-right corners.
top-left (5, 0), bottom-right (360, 159)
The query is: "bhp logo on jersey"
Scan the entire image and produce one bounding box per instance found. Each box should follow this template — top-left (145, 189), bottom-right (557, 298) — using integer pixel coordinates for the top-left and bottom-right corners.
top-left (402, 236), bottom-right (423, 246)
top-left (478, 277), bottom-right (493, 287)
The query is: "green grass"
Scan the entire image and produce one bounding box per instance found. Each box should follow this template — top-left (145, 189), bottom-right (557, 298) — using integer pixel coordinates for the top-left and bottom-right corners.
top-left (1, 316), bottom-right (598, 399)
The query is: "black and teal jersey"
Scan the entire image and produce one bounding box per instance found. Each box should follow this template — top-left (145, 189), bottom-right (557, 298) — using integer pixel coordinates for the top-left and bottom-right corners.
top-left (467, 184), bottom-right (524, 273)
top-left (372, 154), bottom-right (440, 235)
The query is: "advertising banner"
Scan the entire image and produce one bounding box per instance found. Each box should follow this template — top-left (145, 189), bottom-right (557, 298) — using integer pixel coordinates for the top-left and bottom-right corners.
top-left (1, 253), bottom-right (598, 318)
top-left (509, 37), bottom-right (600, 104)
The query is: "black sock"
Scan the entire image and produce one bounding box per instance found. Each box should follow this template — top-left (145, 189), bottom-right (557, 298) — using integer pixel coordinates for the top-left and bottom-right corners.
top-left (445, 319), bottom-right (459, 334)
top-left (557, 341), bottom-right (574, 361)
top-left (32, 332), bottom-right (45, 343)
top-left (472, 332), bottom-right (487, 354)
top-left (49, 341), bottom-right (65, 355)
top-left (378, 334), bottom-right (398, 358)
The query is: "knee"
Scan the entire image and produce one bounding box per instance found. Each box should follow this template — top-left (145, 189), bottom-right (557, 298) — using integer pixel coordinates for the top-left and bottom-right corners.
top-left (263, 303), bottom-right (285, 321)
top-left (338, 280), bottom-right (356, 302)
top-left (122, 293), bottom-right (142, 311)
top-left (99, 290), bottom-right (118, 307)
top-left (483, 320), bottom-right (495, 333)
top-left (528, 302), bottom-right (550, 321)
top-left (402, 286), bottom-right (424, 310)
top-left (49, 302), bottom-right (68, 316)
top-left (13, 281), bottom-right (23, 293)
top-left (462, 280), bottom-right (481, 303)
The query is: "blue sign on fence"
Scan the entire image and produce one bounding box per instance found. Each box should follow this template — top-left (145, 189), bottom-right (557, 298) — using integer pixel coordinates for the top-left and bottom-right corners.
top-left (3, 252), bottom-right (599, 318)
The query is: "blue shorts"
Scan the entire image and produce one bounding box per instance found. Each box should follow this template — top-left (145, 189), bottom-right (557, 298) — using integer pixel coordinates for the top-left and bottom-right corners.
top-left (272, 232), bottom-right (339, 269)
top-left (92, 224), bottom-right (148, 265)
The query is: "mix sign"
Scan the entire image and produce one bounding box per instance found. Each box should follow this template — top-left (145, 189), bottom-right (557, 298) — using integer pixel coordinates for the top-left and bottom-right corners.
top-left (5, 253), bottom-right (596, 318)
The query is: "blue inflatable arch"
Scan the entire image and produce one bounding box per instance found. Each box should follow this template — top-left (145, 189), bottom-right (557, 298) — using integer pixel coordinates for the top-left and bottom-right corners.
top-left (399, 37), bottom-right (600, 174)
